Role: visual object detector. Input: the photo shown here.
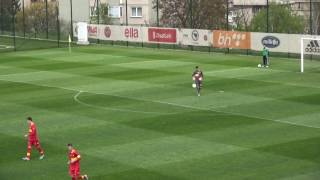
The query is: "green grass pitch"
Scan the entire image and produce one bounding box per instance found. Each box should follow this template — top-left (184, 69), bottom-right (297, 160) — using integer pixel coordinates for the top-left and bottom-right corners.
top-left (1, 45), bottom-right (320, 180)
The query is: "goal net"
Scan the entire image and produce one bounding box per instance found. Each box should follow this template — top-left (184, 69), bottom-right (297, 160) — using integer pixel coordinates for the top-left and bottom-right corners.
top-left (301, 37), bottom-right (320, 73)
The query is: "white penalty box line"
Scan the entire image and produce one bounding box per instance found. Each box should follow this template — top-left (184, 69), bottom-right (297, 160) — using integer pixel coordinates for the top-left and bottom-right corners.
top-left (0, 77), bottom-right (319, 129)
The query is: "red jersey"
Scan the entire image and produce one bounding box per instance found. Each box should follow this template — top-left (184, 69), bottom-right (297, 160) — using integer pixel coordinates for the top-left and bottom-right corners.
top-left (28, 122), bottom-right (38, 141)
top-left (69, 148), bottom-right (81, 168)
top-left (192, 70), bottom-right (203, 81)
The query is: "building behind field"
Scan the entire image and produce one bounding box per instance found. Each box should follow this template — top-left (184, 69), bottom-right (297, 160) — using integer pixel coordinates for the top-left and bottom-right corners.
top-left (89, 0), bottom-right (157, 26)
top-left (230, 0), bottom-right (316, 31)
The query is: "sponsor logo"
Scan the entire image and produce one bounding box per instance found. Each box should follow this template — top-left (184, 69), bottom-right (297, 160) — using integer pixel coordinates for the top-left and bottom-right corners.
top-left (104, 26), bottom-right (111, 38)
top-left (87, 25), bottom-right (98, 36)
top-left (213, 30), bottom-right (251, 49)
top-left (192, 30), bottom-right (199, 41)
top-left (262, 36), bottom-right (280, 48)
top-left (204, 35), bottom-right (208, 41)
top-left (305, 40), bottom-right (320, 53)
top-left (124, 27), bottom-right (139, 38)
top-left (148, 28), bottom-right (177, 43)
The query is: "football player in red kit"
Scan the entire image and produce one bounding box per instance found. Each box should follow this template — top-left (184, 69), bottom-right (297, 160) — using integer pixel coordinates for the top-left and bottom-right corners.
top-left (68, 144), bottom-right (88, 180)
top-left (22, 117), bottom-right (45, 161)
top-left (192, 66), bottom-right (204, 96)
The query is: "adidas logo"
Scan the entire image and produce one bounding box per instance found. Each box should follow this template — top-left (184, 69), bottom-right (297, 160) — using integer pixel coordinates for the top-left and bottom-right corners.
top-left (305, 40), bottom-right (320, 53)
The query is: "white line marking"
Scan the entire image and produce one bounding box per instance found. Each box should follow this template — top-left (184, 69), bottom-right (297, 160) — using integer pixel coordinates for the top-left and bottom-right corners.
top-left (152, 100), bottom-right (320, 129)
top-left (74, 90), bottom-right (175, 115)
top-left (0, 78), bottom-right (319, 129)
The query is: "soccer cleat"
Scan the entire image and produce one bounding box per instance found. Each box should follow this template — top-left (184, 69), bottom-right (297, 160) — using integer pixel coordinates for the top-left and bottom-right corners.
top-left (83, 175), bottom-right (89, 180)
top-left (22, 157), bottom-right (30, 161)
top-left (39, 154), bottom-right (45, 160)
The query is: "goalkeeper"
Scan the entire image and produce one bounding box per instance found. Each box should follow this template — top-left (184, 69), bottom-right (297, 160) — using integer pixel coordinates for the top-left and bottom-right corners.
top-left (262, 46), bottom-right (269, 67)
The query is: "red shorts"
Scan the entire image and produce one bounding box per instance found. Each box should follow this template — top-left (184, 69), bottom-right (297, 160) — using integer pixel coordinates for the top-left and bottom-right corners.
top-left (69, 166), bottom-right (80, 177)
top-left (28, 139), bottom-right (40, 146)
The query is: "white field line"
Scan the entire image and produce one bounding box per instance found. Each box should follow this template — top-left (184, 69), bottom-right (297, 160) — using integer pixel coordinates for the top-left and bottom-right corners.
top-left (0, 34), bottom-right (69, 43)
top-left (0, 77), bottom-right (319, 129)
top-left (74, 91), bottom-right (175, 115)
top-left (0, 45), bottom-right (14, 49)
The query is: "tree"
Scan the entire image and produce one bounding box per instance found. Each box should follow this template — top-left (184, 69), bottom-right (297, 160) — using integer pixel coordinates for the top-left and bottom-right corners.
top-left (0, 0), bottom-right (20, 32)
top-left (250, 3), bottom-right (305, 34)
top-left (155, 0), bottom-right (226, 29)
top-left (90, 3), bottom-right (111, 24)
top-left (233, 5), bottom-right (250, 31)
top-left (15, 2), bottom-right (57, 37)
top-left (312, 2), bottom-right (320, 34)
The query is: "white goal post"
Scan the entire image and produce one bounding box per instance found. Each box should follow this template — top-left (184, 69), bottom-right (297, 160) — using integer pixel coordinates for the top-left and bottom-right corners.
top-left (301, 37), bottom-right (320, 73)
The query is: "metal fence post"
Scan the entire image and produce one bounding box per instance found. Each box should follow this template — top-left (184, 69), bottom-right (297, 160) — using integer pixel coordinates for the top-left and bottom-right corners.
top-left (97, 0), bottom-right (100, 44)
top-left (22, 0), bottom-right (25, 38)
top-left (56, 2), bottom-right (60, 48)
top-left (45, 0), bottom-right (49, 39)
top-left (226, 0), bottom-right (229, 53)
top-left (310, 0), bottom-right (312, 35)
top-left (0, 0), bottom-right (3, 34)
top-left (156, 0), bottom-right (159, 26)
top-left (267, 0), bottom-right (269, 32)
top-left (12, 0), bottom-right (16, 51)
top-left (70, 0), bottom-right (73, 41)
top-left (126, 0), bottom-right (128, 47)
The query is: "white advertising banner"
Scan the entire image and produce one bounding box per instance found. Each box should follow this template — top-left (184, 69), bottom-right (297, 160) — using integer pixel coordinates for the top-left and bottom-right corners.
top-left (94, 25), bottom-right (147, 42)
top-left (179, 29), bottom-right (211, 46)
top-left (251, 32), bottom-right (320, 54)
top-left (76, 22), bottom-right (89, 45)
top-left (98, 25), bottom-right (121, 41)
top-left (302, 37), bottom-right (320, 55)
top-left (251, 32), bottom-right (290, 53)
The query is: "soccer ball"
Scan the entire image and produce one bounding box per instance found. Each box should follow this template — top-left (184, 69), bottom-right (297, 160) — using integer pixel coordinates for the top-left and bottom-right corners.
top-left (257, 64), bottom-right (262, 68)
top-left (192, 83), bottom-right (196, 88)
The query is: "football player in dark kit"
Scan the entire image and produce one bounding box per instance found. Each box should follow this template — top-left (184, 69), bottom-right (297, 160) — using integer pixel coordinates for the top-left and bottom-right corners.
top-left (192, 66), bottom-right (204, 96)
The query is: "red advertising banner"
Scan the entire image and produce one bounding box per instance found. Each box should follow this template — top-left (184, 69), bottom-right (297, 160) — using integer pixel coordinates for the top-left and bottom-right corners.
top-left (148, 28), bottom-right (177, 43)
top-left (87, 24), bottom-right (98, 38)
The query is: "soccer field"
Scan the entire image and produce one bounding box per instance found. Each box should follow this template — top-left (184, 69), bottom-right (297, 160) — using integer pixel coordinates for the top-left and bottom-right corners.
top-left (1, 45), bottom-right (320, 180)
